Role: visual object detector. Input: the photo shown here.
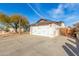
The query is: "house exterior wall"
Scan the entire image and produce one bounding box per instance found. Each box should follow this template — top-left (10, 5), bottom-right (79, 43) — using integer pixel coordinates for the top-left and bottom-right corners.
top-left (9, 28), bottom-right (15, 32)
top-left (60, 23), bottom-right (65, 28)
top-left (30, 24), bottom-right (60, 37)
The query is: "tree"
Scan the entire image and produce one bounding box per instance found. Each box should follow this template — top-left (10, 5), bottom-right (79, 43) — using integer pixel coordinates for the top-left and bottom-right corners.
top-left (73, 22), bottom-right (79, 32)
top-left (72, 22), bottom-right (79, 38)
top-left (0, 13), bottom-right (29, 33)
top-left (21, 16), bottom-right (29, 31)
top-left (0, 13), bottom-right (10, 24)
top-left (0, 13), bottom-right (11, 31)
top-left (10, 14), bottom-right (29, 34)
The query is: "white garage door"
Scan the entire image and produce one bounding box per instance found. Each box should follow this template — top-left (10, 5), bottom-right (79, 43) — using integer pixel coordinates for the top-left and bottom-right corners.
top-left (31, 25), bottom-right (59, 37)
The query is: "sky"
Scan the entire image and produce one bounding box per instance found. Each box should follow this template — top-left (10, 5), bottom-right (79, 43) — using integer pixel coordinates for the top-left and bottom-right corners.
top-left (0, 3), bottom-right (79, 26)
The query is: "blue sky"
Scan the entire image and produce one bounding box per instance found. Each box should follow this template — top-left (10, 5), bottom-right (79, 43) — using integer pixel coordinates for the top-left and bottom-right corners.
top-left (0, 3), bottom-right (79, 26)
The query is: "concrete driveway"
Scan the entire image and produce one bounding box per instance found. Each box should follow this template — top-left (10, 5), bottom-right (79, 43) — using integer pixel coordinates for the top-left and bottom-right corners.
top-left (0, 34), bottom-right (77, 56)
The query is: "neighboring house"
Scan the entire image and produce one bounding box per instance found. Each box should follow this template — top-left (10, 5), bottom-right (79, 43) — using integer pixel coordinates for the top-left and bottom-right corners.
top-left (30, 19), bottom-right (65, 38)
top-left (9, 28), bottom-right (15, 33)
top-left (9, 28), bottom-right (24, 33)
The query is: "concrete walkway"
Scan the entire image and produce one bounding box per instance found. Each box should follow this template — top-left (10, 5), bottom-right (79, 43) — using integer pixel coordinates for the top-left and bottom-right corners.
top-left (0, 34), bottom-right (77, 56)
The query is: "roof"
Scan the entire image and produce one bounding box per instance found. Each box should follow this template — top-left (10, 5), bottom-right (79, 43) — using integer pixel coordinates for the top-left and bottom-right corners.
top-left (31, 19), bottom-right (64, 26)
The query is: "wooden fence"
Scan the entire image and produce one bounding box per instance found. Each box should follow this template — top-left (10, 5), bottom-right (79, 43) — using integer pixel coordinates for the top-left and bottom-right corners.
top-left (60, 28), bottom-right (75, 37)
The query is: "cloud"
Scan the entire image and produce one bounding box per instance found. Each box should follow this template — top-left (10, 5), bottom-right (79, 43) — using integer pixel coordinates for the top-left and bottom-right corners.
top-left (48, 3), bottom-right (79, 26)
top-left (48, 4), bottom-right (65, 19)
top-left (64, 3), bottom-right (79, 10)
top-left (28, 3), bottom-right (79, 26)
top-left (64, 15), bottom-right (79, 26)
top-left (48, 3), bottom-right (79, 18)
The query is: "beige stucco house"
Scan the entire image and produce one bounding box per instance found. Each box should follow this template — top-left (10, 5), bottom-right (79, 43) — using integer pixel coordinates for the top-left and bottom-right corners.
top-left (30, 19), bottom-right (65, 38)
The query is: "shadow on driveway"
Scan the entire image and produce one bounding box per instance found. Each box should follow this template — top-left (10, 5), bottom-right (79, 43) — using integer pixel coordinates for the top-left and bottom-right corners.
top-left (62, 38), bottom-right (79, 56)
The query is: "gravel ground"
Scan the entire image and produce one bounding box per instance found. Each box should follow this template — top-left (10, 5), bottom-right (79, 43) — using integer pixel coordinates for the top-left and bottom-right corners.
top-left (0, 34), bottom-right (77, 56)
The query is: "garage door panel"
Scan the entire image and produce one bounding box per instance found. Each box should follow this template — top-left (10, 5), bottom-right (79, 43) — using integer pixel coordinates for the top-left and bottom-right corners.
top-left (31, 25), bottom-right (59, 37)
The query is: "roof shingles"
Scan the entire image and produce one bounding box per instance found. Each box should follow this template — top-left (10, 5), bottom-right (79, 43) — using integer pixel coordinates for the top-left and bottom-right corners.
top-left (31, 19), bottom-right (64, 26)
